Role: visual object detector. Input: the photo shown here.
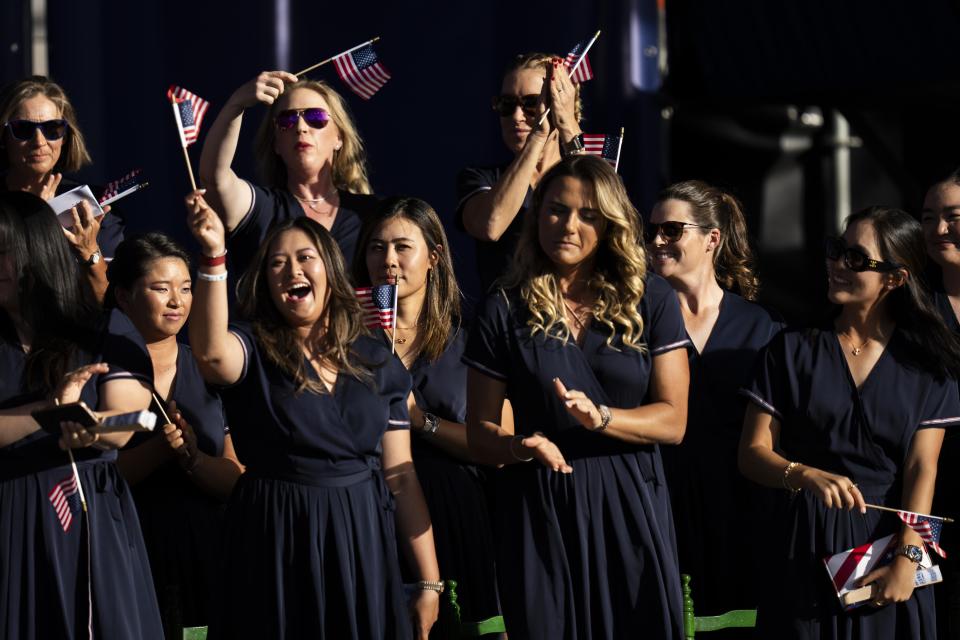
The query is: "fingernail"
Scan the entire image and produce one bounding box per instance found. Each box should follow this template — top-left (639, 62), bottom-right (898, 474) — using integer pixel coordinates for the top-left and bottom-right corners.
top-left (199, 188), bottom-right (207, 194)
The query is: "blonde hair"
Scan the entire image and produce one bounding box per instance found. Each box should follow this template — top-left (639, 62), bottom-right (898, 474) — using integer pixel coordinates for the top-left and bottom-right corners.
top-left (0, 76), bottom-right (92, 173)
top-left (505, 52), bottom-right (583, 123)
top-left (237, 217), bottom-right (372, 394)
top-left (501, 155), bottom-right (647, 350)
top-left (254, 80), bottom-right (371, 194)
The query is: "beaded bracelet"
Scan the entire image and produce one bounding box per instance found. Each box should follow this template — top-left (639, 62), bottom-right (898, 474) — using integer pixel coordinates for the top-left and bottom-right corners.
top-left (782, 461), bottom-right (802, 493)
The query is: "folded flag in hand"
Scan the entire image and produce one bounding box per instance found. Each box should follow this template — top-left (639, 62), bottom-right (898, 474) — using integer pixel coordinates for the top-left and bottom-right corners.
top-left (565, 39), bottom-right (595, 83)
top-left (355, 281), bottom-right (397, 329)
top-left (334, 44), bottom-right (391, 100)
top-left (167, 85), bottom-right (210, 146)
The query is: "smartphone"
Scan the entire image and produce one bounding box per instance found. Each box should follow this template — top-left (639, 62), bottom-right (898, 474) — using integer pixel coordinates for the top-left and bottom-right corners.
top-left (31, 401), bottom-right (99, 436)
top-left (95, 410), bottom-right (157, 434)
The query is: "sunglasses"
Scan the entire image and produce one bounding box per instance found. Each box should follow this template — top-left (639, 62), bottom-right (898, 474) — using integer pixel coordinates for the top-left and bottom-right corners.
top-left (274, 108), bottom-right (330, 131)
top-left (644, 221), bottom-right (711, 243)
top-left (4, 119), bottom-right (69, 141)
top-left (824, 237), bottom-right (900, 272)
top-left (492, 94), bottom-right (541, 118)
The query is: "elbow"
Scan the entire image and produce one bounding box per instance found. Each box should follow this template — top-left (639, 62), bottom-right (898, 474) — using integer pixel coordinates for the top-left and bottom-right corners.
top-left (663, 406), bottom-right (687, 445)
top-left (464, 219), bottom-right (502, 243)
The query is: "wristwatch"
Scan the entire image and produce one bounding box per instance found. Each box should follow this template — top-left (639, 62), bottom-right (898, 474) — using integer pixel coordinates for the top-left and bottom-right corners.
top-left (561, 133), bottom-right (585, 157)
top-left (421, 412), bottom-right (440, 436)
top-left (895, 544), bottom-right (924, 565)
top-left (81, 249), bottom-right (102, 267)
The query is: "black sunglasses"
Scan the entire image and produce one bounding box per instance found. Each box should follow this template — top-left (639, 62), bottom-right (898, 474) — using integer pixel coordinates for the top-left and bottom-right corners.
top-left (492, 94), bottom-right (541, 118)
top-left (274, 108), bottom-right (330, 131)
top-left (644, 221), bottom-right (711, 243)
top-left (824, 237), bottom-right (900, 272)
top-left (4, 119), bottom-right (69, 141)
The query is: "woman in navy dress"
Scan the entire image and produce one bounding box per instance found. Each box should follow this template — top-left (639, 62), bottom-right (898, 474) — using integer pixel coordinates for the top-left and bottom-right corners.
top-left (0, 192), bottom-right (162, 639)
top-left (457, 53), bottom-right (584, 291)
top-left (464, 155), bottom-right (691, 639)
top-left (109, 233), bottom-right (243, 638)
top-left (648, 180), bottom-right (781, 623)
top-left (199, 72), bottom-right (377, 270)
top-left (354, 196), bottom-right (503, 633)
top-left (920, 169), bottom-right (960, 636)
top-left (184, 190), bottom-right (441, 639)
top-left (740, 206), bottom-right (960, 639)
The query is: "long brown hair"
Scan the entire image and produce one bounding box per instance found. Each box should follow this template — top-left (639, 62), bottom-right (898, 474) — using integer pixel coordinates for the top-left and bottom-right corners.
top-left (657, 180), bottom-right (760, 300)
top-left (0, 76), bottom-right (92, 173)
top-left (352, 197), bottom-right (462, 363)
top-left (236, 217), bottom-right (371, 393)
top-left (253, 80), bottom-right (371, 194)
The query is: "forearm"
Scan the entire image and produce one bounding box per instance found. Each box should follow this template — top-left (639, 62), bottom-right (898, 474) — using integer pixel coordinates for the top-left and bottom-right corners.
top-left (182, 452), bottom-right (243, 501)
top-left (389, 470), bottom-right (441, 581)
top-left (414, 417), bottom-right (474, 462)
top-left (81, 260), bottom-right (109, 306)
top-left (189, 267), bottom-right (234, 382)
top-left (738, 441), bottom-right (794, 489)
top-left (601, 400), bottom-right (686, 445)
top-left (465, 418), bottom-right (529, 466)
top-left (898, 460), bottom-right (938, 547)
top-left (0, 402), bottom-right (45, 447)
top-left (197, 101), bottom-right (246, 228)
top-left (116, 436), bottom-right (175, 485)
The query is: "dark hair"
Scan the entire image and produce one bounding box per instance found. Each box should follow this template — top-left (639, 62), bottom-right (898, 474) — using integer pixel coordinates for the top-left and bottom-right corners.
top-left (0, 76), bottom-right (92, 173)
top-left (0, 191), bottom-right (98, 392)
top-left (352, 196), bottom-right (461, 363)
top-left (105, 233), bottom-right (191, 308)
top-left (237, 217), bottom-right (371, 393)
top-left (657, 180), bottom-right (760, 300)
top-left (845, 206), bottom-right (960, 380)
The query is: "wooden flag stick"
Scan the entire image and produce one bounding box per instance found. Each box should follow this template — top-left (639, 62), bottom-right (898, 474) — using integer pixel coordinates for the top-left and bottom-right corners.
top-left (865, 503), bottom-right (955, 523)
top-left (151, 392), bottom-right (174, 425)
top-left (390, 276), bottom-right (399, 355)
top-left (613, 127), bottom-right (625, 172)
top-left (66, 449), bottom-right (88, 512)
top-left (295, 36), bottom-right (381, 77)
top-left (170, 100), bottom-right (198, 190)
top-left (537, 30), bottom-right (602, 127)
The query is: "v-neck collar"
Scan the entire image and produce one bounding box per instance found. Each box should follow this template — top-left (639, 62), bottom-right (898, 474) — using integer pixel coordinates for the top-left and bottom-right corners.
top-left (833, 329), bottom-right (891, 393)
top-left (688, 290), bottom-right (727, 358)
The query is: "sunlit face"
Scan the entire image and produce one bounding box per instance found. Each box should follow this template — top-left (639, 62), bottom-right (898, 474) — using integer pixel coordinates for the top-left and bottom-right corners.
top-left (0, 246), bottom-right (17, 311)
top-left (4, 94), bottom-right (64, 179)
top-left (365, 216), bottom-right (438, 301)
top-left (538, 176), bottom-right (603, 273)
top-left (921, 181), bottom-right (960, 270)
top-left (826, 219), bottom-right (899, 306)
top-left (647, 198), bottom-right (717, 283)
top-left (266, 228), bottom-right (329, 329)
top-left (117, 257), bottom-right (192, 343)
top-left (273, 88), bottom-right (343, 178)
top-left (499, 68), bottom-right (545, 155)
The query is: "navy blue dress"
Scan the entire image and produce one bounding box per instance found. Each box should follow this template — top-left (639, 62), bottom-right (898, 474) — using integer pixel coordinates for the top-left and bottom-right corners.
top-left (463, 274), bottom-right (690, 640)
top-left (124, 344), bottom-right (229, 637)
top-left (0, 309), bottom-right (163, 640)
top-left (455, 165), bottom-right (532, 293)
top-left (399, 328), bottom-right (501, 629)
top-left (662, 292), bottom-right (782, 621)
top-left (208, 324), bottom-right (413, 639)
top-left (227, 181), bottom-right (379, 273)
top-left (743, 327), bottom-right (960, 639)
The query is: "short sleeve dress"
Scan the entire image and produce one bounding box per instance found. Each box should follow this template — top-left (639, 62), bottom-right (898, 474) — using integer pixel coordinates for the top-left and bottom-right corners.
top-left (124, 343), bottom-right (230, 636)
top-left (399, 328), bottom-right (501, 629)
top-left (743, 327), bottom-right (960, 639)
top-left (227, 181), bottom-right (379, 273)
top-left (207, 326), bottom-right (414, 640)
top-left (662, 292), bottom-right (783, 618)
top-left (455, 165), bottom-right (532, 293)
top-left (462, 274), bottom-right (690, 640)
top-left (0, 309), bottom-right (163, 640)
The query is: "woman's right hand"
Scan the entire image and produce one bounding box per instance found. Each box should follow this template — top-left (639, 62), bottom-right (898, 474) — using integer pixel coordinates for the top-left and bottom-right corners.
top-left (229, 71), bottom-right (299, 109)
top-left (795, 465), bottom-right (866, 513)
top-left (185, 190), bottom-right (226, 256)
top-left (520, 432), bottom-right (573, 473)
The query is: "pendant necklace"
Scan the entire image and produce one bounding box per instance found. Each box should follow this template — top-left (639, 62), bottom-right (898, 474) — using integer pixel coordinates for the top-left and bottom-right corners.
top-left (839, 332), bottom-right (869, 356)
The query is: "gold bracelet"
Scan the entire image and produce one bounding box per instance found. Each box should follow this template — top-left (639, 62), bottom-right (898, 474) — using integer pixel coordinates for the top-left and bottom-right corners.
top-left (782, 461), bottom-right (802, 493)
top-left (416, 580), bottom-right (444, 594)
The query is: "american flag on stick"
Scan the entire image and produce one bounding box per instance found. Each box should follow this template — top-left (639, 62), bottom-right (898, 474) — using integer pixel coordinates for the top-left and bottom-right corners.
top-left (99, 169), bottom-right (146, 205)
top-left (565, 32), bottom-right (600, 83)
top-left (167, 85), bottom-right (210, 147)
top-left (898, 510), bottom-right (948, 558)
top-left (48, 474), bottom-right (82, 532)
top-left (583, 129), bottom-right (625, 171)
top-left (333, 43), bottom-right (391, 100)
top-left (355, 281), bottom-right (397, 330)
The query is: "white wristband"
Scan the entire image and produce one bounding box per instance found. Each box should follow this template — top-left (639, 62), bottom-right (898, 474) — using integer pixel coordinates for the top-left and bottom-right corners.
top-left (197, 271), bottom-right (228, 282)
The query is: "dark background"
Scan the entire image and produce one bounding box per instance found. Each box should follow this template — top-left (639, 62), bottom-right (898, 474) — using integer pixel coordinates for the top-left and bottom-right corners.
top-left (4, 0), bottom-right (960, 323)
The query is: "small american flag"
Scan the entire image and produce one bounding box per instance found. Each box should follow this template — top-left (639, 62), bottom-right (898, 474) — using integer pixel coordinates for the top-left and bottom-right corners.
top-left (355, 282), bottom-right (397, 329)
top-left (583, 133), bottom-right (623, 170)
top-left (48, 475), bottom-right (81, 532)
top-left (565, 39), bottom-right (595, 83)
top-left (167, 85), bottom-right (210, 146)
top-left (898, 511), bottom-right (948, 558)
top-left (333, 44), bottom-right (391, 100)
top-left (99, 169), bottom-right (143, 204)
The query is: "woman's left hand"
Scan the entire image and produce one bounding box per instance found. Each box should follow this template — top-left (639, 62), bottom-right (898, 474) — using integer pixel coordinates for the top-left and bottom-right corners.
top-left (62, 200), bottom-right (103, 263)
top-left (546, 59), bottom-right (579, 138)
top-left (162, 402), bottom-right (201, 472)
top-left (59, 420), bottom-right (101, 450)
top-left (553, 378), bottom-right (602, 429)
top-left (859, 556), bottom-right (918, 607)
top-left (406, 392), bottom-right (424, 431)
top-left (409, 589), bottom-right (440, 640)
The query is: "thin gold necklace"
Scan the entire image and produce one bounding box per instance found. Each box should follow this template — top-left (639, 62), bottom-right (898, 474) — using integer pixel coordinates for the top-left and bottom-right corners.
top-left (839, 332), bottom-right (870, 356)
top-left (393, 324), bottom-right (420, 345)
